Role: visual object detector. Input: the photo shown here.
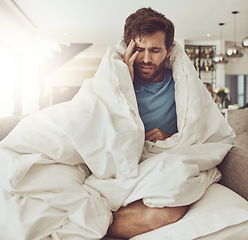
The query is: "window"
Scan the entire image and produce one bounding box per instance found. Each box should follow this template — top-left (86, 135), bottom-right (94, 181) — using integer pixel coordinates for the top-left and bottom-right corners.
top-left (237, 75), bottom-right (246, 106)
top-left (0, 44), bottom-right (14, 117)
top-left (225, 75), bottom-right (247, 107)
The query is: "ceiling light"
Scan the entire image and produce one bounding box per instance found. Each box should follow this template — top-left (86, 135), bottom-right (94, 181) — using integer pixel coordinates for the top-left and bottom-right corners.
top-left (213, 23), bottom-right (228, 64)
top-left (226, 11), bottom-right (244, 58)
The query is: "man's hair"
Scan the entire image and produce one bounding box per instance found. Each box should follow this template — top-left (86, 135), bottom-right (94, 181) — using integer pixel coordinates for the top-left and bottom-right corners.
top-left (124, 7), bottom-right (174, 51)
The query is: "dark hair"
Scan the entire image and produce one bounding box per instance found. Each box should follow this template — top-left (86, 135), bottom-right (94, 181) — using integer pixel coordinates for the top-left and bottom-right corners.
top-left (124, 7), bottom-right (174, 51)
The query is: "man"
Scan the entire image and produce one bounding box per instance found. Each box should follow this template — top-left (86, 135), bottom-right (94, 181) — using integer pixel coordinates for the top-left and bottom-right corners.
top-left (107, 7), bottom-right (188, 239)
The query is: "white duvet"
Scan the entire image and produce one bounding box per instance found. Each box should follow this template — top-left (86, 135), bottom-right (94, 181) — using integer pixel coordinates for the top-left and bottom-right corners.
top-left (0, 41), bottom-right (235, 239)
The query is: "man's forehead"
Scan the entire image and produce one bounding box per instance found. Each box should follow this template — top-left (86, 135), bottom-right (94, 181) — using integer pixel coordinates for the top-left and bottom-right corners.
top-left (134, 32), bottom-right (166, 48)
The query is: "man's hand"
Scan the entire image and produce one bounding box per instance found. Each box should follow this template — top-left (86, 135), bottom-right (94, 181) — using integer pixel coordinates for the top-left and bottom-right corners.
top-left (145, 128), bottom-right (172, 143)
top-left (123, 39), bottom-right (139, 81)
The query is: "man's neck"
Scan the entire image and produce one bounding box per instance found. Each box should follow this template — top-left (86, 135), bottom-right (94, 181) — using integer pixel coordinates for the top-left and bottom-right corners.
top-left (150, 70), bottom-right (165, 83)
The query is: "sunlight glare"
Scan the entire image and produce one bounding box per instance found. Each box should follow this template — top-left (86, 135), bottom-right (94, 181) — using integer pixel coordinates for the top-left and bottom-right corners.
top-left (0, 45), bottom-right (14, 117)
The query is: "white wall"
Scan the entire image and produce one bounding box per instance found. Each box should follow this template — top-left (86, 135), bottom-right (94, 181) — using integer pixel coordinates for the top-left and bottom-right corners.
top-left (43, 44), bottom-right (107, 101)
top-left (225, 55), bottom-right (248, 75)
top-left (225, 41), bottom-right (248, 75)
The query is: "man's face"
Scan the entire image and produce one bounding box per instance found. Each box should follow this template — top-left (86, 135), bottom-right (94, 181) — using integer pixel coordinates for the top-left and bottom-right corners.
top-left (134, 31), bottom-right (171, 82)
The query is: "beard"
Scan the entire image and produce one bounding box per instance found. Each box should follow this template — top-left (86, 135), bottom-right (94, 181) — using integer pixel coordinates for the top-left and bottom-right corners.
top-left (134, 56), bottom-right (167, 82)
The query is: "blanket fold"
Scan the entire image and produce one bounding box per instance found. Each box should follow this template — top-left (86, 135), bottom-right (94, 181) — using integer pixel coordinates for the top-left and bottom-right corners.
top-left (0, 40), bottom-right (235, 239)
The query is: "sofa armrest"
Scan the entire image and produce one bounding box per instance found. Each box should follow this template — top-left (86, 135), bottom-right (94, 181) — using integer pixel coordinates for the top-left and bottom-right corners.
top-left (0, 116), bottom-right (21, 141)
top-left (217, 146), bottom-right (248, 201)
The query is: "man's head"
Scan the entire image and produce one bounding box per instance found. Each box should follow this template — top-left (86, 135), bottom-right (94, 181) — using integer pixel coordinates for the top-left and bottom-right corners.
top-left (123, 8), bottom-right (174, 82)
top-left (123, 7), bottom-right (174, 51)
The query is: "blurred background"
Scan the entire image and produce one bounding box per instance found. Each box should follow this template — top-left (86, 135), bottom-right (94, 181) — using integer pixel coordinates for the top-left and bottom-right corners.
top-left (0, 0), bottom-right (248, 117)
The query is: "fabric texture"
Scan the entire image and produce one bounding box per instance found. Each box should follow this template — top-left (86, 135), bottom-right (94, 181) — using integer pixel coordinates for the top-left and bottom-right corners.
top-left (0, 40), bottom-right (240, 239)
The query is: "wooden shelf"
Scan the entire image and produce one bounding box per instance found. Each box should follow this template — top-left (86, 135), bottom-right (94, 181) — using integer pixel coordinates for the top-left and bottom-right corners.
top-left (185, 45), bottom-right (216, 87)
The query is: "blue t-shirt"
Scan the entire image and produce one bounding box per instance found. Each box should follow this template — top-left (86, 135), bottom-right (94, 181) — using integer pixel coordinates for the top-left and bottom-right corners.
top-left (134, 68), bottom-right (178, 134)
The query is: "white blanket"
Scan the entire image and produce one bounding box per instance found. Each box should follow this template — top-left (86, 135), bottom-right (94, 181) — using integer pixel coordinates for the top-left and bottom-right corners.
top-left (0, 40), bottom-right (235, 239)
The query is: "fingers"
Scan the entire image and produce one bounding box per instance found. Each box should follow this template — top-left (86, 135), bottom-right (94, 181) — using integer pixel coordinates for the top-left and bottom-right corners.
top-left (145, 128), bottom-right (160, 142)
top-left (123, 39), bottom-right (136, 63)
top-left (145, 128), bottom-right (172, 142)
top-left (145, 128), bottom-right (159, 137)
top-left (123, 39), bottom-right (138, 81)
top-left (129, 50), bottom-right (139, 64)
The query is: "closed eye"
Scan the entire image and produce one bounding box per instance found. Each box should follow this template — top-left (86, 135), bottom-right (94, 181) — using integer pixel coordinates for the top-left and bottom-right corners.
top-left (151, 48), bottom-right (161, 53)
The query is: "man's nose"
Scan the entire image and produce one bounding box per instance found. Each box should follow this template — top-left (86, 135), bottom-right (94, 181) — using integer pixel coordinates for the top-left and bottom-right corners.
top-left (143, 50), bottom-right (151, 63)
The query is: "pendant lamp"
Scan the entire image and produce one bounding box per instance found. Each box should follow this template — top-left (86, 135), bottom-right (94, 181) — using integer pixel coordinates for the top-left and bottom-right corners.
top-left (213, 23), bottom-right (228, 64)
top-left (242, 36), bottom-right (248, 47)
top-left (226, 11), bottom-right (244, 57)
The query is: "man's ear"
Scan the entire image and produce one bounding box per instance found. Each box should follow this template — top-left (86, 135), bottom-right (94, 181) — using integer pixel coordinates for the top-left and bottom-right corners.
top-left (166, 45), bottom-right (173, 58)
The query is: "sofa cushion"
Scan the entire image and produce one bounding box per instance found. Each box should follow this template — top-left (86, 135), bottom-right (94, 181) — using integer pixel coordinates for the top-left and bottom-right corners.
top-left (228, 108), bottom-right (248, 149)
top-left (218, 146), bottom-right (248, 201)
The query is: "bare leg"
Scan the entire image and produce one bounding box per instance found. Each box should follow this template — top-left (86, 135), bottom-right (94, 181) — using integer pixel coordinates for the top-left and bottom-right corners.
top-left (107, 200), bottom-right (188, 239)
